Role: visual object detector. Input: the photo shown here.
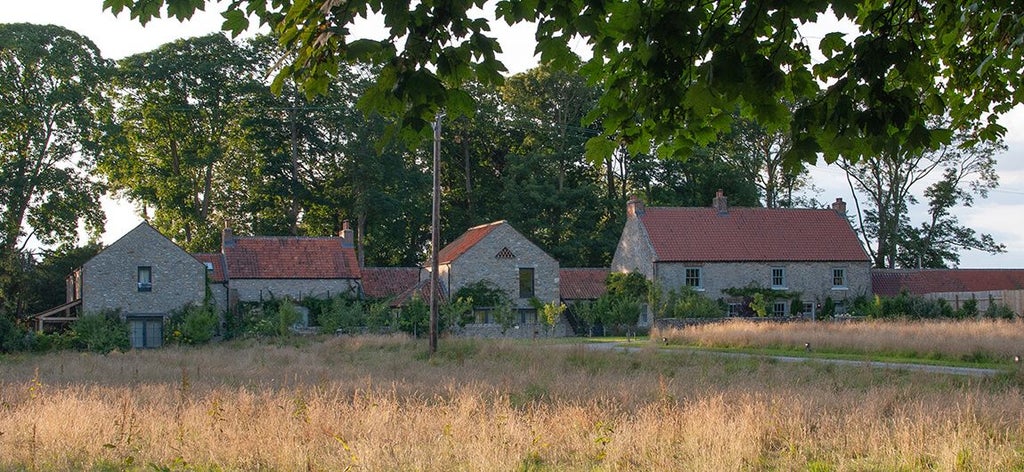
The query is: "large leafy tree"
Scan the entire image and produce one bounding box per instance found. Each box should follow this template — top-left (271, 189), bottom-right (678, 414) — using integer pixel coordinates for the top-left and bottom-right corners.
top-left (101, 33), bottom-right (253, 251)
top-left (104, 0), bottom-right (1024, 164)
top-left (842, 127), bottom-right (1005, 268)
top-left (0, 24), bottom-right (109, 314)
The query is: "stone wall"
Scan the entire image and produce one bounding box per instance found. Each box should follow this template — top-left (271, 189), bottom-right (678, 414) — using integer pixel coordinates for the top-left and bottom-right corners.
top-left (457, 318), bottom-right (572, 338)
top-left (229, 278), bottom-right (360, 303)
top-left (81, 223), bottom-right (206, 316)
top-left (610, 216), bottom-right (655, 278)
top-left (447, 223), bottom-right (559, 309)
top-left (656, 261), bottom-right (871, 308)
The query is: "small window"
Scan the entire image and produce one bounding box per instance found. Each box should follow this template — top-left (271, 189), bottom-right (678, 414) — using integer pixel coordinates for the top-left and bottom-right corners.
top-left (518, 309), bottom-right (537, 324)
top-left (137, 266), bottom-right (152, 292)
top-left (204, 262), bottom-right (214, 271)
top-left (519, 268), bottom-right (535, 298)
top-left (474, 308), bottom-right (493, 324)
top-left (771, 267), bottom-right (786, 289)
top-left (728, 303), bottom-right (742, 316)
top-left (495, 247), bottom-right (516, 259)
top-left (684, 267), bottom-right (702, 288)
top-left (773, 301), bottom-right (787, 316)
top-left (802, 302), bottom-right (815, 316)
top-left (832, 268), bottom-right (846, 288)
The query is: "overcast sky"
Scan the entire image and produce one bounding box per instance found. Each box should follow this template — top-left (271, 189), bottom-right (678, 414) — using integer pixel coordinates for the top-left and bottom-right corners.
top-left (5, 2), bottom-right (1022, 268)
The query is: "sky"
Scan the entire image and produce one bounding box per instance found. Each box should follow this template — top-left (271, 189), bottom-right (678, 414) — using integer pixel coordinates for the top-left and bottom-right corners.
top-left (4, 1), bottom-right (1023, 268)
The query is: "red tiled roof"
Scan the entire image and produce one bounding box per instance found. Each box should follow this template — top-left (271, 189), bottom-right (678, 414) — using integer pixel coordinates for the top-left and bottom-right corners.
top-left (192, 253), bottom-right (227, 283)
top-left (360, 267), bottom-right (421, 299)
top-left (390, 278), bottom-right (447, 308)
top-left (223, 236), bottom-right (360, 279)
top-left (872, 269), bottom-right (1024, 297)
top-left (560, 268), bottom-right (609, 300)
top-left (437, 220), bottom-right (504, 264)
top-left (638, 207), bottom-right (868, 262)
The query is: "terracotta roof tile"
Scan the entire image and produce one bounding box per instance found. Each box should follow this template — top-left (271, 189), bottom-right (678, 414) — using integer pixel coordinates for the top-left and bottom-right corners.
top-left (192, 253), bottom-right (227, 283)
top-left (639, 207), bottom-right (868, 262)
top-left (360, 267), bottom-right (421, 299)
top-left (560, 268), bottom-right (609, 300)
top-left (437, 221), bottom-right (504, 264)
top-left (872, 269), bottom-right (1024, 297)
top-left (223, 236), bottom-right (360, 279)
top-left (390, 278), bottom-right (447, 308)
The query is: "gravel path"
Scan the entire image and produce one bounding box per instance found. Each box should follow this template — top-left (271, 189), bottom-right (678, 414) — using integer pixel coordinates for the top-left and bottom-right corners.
top-left (585, 342), bottom-right (1005, 377)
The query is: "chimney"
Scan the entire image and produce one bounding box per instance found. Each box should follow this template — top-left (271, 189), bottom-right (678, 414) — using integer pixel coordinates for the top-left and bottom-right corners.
top-left (221, 225), bottom-right (235, 250)
top-left (712, 189), bottom-right (728, 214)
top-left (831, 197), bottom-right (847, 216)
top-left (626, 195), bottom-right (645, 218)
top-left (340, 220), bottom-right (355, 247)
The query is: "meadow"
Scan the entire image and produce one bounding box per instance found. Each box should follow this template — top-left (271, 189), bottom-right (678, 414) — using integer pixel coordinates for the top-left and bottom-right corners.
top-left (1, 329), bottom-right (1024, 470)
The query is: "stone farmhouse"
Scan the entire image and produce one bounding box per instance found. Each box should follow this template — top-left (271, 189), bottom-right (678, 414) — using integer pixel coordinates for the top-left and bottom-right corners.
top-left (430, 220), bottom-right (569, 337)
top-left (611, 192), bottom-right (872, 317)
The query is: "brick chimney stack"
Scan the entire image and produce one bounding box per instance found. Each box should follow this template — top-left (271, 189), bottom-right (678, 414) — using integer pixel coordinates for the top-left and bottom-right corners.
top-left (712, 189), bottom-right (728, 214)
top-left (221, 225), bottom-right (235, 250)
top-left (626, 195), bottom-right (645, 218)
top-left (831, 197), bottom-right (847, 216)
top-left (340, 220), bottom-right (355, 247)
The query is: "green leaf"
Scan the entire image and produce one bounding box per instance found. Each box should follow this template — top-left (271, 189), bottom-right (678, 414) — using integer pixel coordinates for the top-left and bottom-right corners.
top-left (221, 9), bottom-right (249, 37)
top-left (345, 39), bottom-right (384, 62)
top-left (584, 137), bottom-right (617, 164)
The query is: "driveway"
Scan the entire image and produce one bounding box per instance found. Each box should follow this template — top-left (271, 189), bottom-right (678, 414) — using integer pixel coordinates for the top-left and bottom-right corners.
top-left (585, 342), bottom-right (1005, 377)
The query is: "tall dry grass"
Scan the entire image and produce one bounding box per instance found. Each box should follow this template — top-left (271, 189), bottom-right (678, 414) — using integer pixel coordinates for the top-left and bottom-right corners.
top-left (1, 335), bottom-right (1023, 470)
top-left (655, 319), bottom-right (1024, 362)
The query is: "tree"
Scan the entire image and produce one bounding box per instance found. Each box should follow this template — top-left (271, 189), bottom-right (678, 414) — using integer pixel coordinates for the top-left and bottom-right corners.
top-left (105, 1), bottom-right (1024, 165)
top-left (0, 24), bottom-right (109, 282)
top-left (101, 33), bottom-right (253, 252)
top-left (842, 128), bottom-right (1005, 268)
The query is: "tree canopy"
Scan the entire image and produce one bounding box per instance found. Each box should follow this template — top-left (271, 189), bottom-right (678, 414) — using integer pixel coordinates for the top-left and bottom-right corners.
top-left (102, 0), bottom-right (1023, 164)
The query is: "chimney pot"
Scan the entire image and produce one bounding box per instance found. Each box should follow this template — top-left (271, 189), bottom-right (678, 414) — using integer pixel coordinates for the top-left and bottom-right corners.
top-left (221, 226), bottom-right (234, 250)
top-left (712, 189), bottom-right (728, 214)
top-left (626, 195), bottom-right (645, 218)
top-left (340, 219), bottom-right (355, 247)
top-left (831, 197), bottom-right (847, 216)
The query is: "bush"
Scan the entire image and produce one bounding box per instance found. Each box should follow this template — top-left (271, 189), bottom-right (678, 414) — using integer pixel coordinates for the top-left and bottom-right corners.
top-left (0, 315), bottom-right (27, 353)
top-left (72, 311), bottom-right (130, 353)
top-left (166, 303), bottom-right (219, 345)
top-left (984, 301), bottom-right (1017, 320)
top-left (318, 296), bottom-right (365, 334)
top-left (660, 287), bottom-right (722, 318)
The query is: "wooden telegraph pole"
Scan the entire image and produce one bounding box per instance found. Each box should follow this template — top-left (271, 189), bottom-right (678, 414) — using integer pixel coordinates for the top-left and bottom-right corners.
top-left (429, 112), bottom-right (443, 354)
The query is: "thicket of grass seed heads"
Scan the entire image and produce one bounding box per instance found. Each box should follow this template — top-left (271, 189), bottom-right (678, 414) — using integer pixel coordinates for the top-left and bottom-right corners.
top-left (654, 318), bottom-right (1024, 363)
top-left (2, 335), bottom-right (1024, 470)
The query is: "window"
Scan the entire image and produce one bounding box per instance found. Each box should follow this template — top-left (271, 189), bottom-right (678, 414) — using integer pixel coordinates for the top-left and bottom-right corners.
top-left (495, 247), bottom-right (516, 259)
top-left (728, 303), bottom-right (742, 316)
top-left (474, 308), bottom-right (494, 324)
top-left (773, 301), bottom-right (787, 316)
top-left (137, 266), bottom-right (152, 292)
top-left (203, 262), bottom-right (214, 271)
top-left (518, 309), bottom-right (537, 324)
top-left (802, 302), bottom-right (815, 316)
top-left (832, 268), bottom-right (846, 288)
top-left (771, 267), bottom-right (786, 289)
top-left (129, 317), bottom-right (163, 348)
top-left (684, 267), bottom-right (702, 288)
top-left (519, 268), bottom-right (535, 298)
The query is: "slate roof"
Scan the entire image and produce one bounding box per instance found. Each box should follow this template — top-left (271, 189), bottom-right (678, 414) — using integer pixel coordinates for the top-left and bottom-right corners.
top-left (638, 207), bottom-right (868, 262)
top-left (192, 253), bottom-right (227, 283)
top-left (560, 268), bottom-right (609, 300)
top-left (360, 267), bottom-right (421, 299)
top-left (223, 236), bottom-right (360, 279)
top-left (437, 220), bottom-right (504, 264)
top-left (872, 269), bottom-right (1024, 297)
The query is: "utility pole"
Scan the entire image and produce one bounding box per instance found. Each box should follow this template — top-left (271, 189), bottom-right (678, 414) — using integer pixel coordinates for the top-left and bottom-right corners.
top-left (430, 112), bottom-right (443, 354)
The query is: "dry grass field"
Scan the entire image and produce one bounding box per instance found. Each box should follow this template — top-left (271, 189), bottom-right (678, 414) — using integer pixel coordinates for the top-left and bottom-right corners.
top-left (2, 333), bottom-right (1024, 470)
top-left (655, 318), bottom-right (1024, 363)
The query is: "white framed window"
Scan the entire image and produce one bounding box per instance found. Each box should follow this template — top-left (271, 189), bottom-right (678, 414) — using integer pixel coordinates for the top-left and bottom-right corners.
top-left (137, 266), bottom-right (152, 292)
top-left (773, 301), bottom-right (787, 316)
top-left (832, 268), bottom-right (847, 289)
top-left (728, 303), bottom-right (742, 316)
top-left (771, 267), bottom-right (786, 289)
top-left (203, 262), bottom-right (214, 271)
top-left (684, 267), bottom-right (702, 288)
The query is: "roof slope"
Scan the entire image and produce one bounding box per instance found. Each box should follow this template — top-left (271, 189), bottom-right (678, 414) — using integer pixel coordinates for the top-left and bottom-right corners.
top-left (437, 220), bottom-right (504, 264)
top-left (360, 267), bottom-right (421, 299)
top-left (872, 269), bottom-right (1024, 297)
top-left (223, 236), bottom-right (360, 279)
top-left (560, 268), bottom-right (609, 300)
top-left (639, 207), bottom-right (868, 262)
top-left (192, 253), bottom-right (227, 283)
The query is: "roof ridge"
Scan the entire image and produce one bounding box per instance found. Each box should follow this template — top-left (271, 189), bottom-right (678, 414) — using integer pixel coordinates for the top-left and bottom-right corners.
top-left (466, 220), bottom-right (506, 230)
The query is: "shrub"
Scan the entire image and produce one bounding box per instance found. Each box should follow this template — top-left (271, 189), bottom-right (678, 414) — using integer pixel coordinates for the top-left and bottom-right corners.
top-left (984, 301), bottom-right (1017, 320)
top-left (277, 299), bottom-right (301, 336)
top-left (398, 297), bottom-right (429, 337)
top-left (661, 287), bottom-right (722, 318)
top-left (72, 311), bottom-right (130, 353)
top-left (957, 298), bottom-right (979, 319)
top-left (0, 315), bottom-right (27, 353)
top-left (318, 296), bottom-right (365, 334)
top-left (166, 303), bottom-right (219, 345)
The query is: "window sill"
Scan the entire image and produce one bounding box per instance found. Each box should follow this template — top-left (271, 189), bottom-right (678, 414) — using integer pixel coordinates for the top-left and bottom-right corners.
top-left (771, 286), bottom-right (789, 291)
top-left (831, 286), bottom-right (849, 291)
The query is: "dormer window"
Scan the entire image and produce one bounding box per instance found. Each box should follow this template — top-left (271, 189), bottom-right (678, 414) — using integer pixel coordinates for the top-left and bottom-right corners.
top-left (137, 266), bottom-right (152, 292)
